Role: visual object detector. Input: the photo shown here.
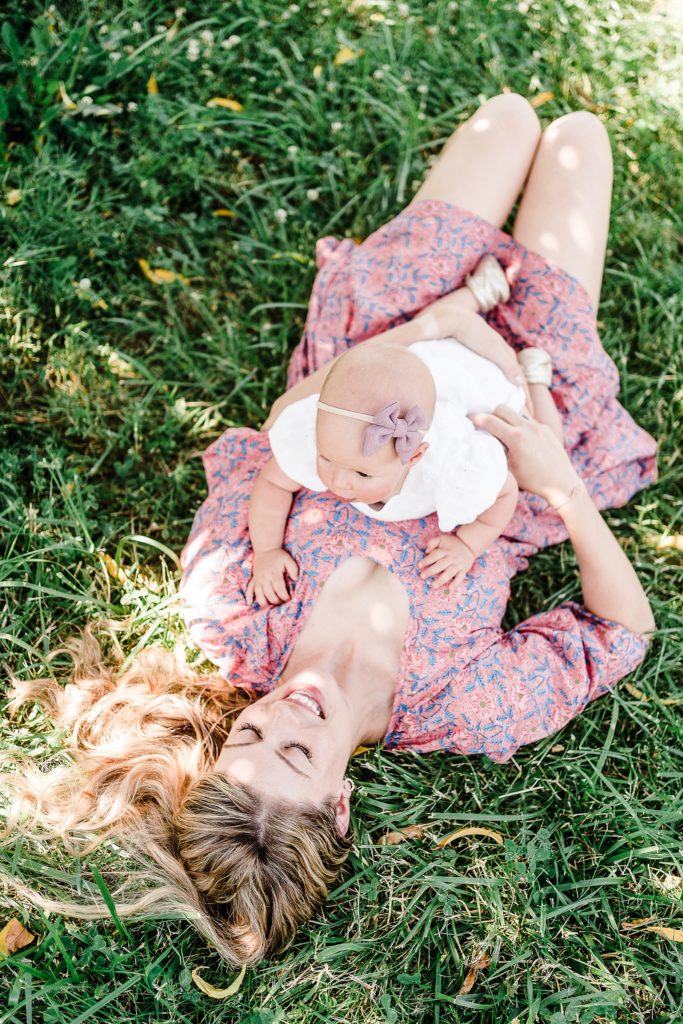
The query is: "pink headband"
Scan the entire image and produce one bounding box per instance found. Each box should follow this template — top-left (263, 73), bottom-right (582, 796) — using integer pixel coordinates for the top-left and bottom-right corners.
top-left (316, 399), bottom-right (427, 464)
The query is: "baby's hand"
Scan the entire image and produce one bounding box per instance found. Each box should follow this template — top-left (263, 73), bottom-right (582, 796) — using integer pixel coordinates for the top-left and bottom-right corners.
top-left (246, 549), bottom-right (299, 606)
top-left (419, 534), bottom-right (475, 589)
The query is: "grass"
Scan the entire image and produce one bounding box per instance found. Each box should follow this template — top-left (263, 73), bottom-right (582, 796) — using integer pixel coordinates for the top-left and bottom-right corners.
top-left (1, 0), bottom-right (682, 1021)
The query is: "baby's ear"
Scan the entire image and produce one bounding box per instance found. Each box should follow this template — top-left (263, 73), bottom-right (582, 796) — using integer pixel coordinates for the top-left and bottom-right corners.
top-left (408, 442), bottom-right (429, 466)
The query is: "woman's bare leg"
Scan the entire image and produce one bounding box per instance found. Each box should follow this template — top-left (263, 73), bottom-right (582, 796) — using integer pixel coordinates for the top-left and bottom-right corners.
top-left (512, 111), bottom-right (613, 309)
top-left (412, 93), bottom-right (541, 228)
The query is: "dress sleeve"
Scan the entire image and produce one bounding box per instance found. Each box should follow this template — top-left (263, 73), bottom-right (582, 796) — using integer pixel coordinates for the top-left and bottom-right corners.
top-left (267, 394), bottom-right (326, 491)
top-left (392, 602), bottom-right (650, 762)
top-left (451, 603), bottom-right (649, 762)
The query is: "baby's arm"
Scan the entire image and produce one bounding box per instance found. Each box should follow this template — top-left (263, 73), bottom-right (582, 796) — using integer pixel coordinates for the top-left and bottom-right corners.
top-left (455, 470), bottom-right (519, 560)
top-left (419, 472), bottom-right (519, 589)
top-left (247, 458), bottom-right (301, 606)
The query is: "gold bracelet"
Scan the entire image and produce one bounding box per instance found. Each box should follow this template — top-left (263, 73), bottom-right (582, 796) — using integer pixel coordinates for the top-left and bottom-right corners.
top-left (549, 481), bottom-right (584, 513)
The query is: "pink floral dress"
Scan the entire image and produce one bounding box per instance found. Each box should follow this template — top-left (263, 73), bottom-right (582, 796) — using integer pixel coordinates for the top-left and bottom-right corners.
top-left (180, 201), bottom-right (657, 763)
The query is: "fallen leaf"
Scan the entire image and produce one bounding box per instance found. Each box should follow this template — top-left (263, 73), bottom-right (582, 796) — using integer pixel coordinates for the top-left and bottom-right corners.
top-left (6, 189), bottom-right (22, 206)
top-left (551, 744), bottom-right (565, 753)
top-left (646, 926), bottom-right (683, 942)
top-left (624, 683), bottom-right (647, 701)
top-left (656, 534), bottom-right (683, 551)
top-left (436, 826), bottom-right (504, 848)
top-left (621, 916), bottom-right (657, 930)
top-left (192, 963), bottom-right (246, 999)
top-left (138, 258), bottom-right (190, 285)
top-left (334, 46), bottom-right (363, 66)
top-left (378, 825), bottom-right (425, 845)
top-left (213, 208), bottom-right (236, 217)
top-left (59, 82), bottom-right (77, 110)
top-left (147, 74), bottom-right (159, 95)
top-left (0, 919), bottom-right (35, 958)
top-left (207, 97), bottom-right (244, 111)
top-left (99, 551), bottom-right (127, 584)
top-left (352, 745), bottom-right (371, 757)
top-left (530, 90), bottom-right (554, 109)
top-left (313, 64), bottom-right (323, 79)
top-left (458, 954), bottom-right (491, 995)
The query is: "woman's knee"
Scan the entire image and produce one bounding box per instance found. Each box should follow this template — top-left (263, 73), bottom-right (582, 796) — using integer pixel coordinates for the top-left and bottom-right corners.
top-left (541, 111), bottom-right (613, 170)
top-left (474, 92), bottom-right (542, 148)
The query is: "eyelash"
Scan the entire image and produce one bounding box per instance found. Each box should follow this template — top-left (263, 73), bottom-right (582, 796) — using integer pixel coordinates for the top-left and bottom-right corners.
top-left (237, 723), bottom-right (313, 760)
top-left (319, 456), bottom-right (371, 480)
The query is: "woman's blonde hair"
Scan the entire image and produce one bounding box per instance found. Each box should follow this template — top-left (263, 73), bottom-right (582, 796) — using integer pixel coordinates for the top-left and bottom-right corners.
top-left (1, 626), bottom-right (352, 964)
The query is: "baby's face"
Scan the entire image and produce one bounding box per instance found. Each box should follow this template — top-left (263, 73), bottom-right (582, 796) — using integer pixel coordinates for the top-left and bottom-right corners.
top-left (315, 412), bottom-right (407, 505)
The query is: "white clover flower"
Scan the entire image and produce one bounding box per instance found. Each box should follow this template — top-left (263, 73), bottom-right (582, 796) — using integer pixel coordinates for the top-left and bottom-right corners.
top-left (222, 34), bottom-right (241, 49)
top-left (398, 2), bottom-right (410, 15)
top-left (306, 188), bottom-right (319, 201)
top-left (81, 95), bottom-right (94, 105)
top-left (175, 6), bottom-right (186, 17)
top-left (287, 144), bottom-right (299, 155)
top-left (200, 29), bottom-right (214, 46)
top-left (326, 81), bottom-right (336, 93)
top-left (448, 0), bottom-right (458, 9)
top-left (127, 101), bottom-right (138, 111)
top-left (417, 83), bottom-right (428, 94)
top-left (110, 51), bottom-right (121, 62)
top-left (98, 23), bottom-right (108, 35)
top-left (78, 278), bottom-right (92, 290)
top-left (373, 69), bottom-right (383, 80)
top-left (330, 120), bottom-right (342, 132)
top-left (289, 3), bottom-right (300, 11)
top-left (132, 20), bottom-right (142, 32)
top-left (274, 208), bottom-right (288, 223)
top-left (187, 38), bottom-right (200, 61)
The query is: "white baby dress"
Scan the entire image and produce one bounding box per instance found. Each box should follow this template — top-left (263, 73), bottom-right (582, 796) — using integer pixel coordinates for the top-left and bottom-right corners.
top-left (268, 339), bottom-right (526, 532)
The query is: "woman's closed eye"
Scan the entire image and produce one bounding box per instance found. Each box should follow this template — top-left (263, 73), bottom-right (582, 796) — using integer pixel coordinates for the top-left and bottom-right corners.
top-left (236, 724), bottom-right (313, 761)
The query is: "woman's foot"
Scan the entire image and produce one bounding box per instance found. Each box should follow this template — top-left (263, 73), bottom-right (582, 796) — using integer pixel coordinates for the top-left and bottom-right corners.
top-left (517, 347), bottom-right (553, 386)
top-left (465, 254), bottom-right (510, 312)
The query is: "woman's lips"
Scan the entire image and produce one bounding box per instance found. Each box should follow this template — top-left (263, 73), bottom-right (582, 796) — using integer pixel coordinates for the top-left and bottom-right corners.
top-left (281, 685), bottom-right (326, 719)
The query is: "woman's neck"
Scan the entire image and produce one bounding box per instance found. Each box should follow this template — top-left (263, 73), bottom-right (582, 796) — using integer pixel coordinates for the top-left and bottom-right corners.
top-left (279, 639), bottom-right (395, 745)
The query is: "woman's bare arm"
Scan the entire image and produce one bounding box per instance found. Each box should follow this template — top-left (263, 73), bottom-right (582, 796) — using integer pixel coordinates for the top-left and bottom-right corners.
top-left (473, 406), bottom-right (655, 635)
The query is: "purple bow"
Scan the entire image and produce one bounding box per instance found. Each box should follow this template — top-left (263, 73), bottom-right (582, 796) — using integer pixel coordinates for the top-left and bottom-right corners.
top-left (362, 402), bottom-right (427, 464)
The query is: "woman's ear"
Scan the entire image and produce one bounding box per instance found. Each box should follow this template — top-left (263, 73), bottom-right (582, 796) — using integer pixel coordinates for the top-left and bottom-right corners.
top-left (334, 778), bottom-right (353, 835)
top-left (408, 441), bottom-right (430, 467)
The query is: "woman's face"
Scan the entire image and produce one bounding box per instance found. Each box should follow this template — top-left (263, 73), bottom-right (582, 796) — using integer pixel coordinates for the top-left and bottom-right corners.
top-left (214, 669), bottom-right (355, 832)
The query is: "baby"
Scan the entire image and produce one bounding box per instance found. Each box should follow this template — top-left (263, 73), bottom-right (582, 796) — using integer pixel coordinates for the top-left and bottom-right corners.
top-left (247, 257), bottom-right (559, 606)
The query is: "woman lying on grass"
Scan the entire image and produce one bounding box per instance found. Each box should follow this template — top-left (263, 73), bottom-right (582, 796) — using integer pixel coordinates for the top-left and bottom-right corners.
top-left (5, 94), bottom-right (657, 967)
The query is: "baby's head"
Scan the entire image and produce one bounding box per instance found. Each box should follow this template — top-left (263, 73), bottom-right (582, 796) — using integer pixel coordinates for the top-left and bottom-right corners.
top-left (316, 343), bottom-right (436, 505)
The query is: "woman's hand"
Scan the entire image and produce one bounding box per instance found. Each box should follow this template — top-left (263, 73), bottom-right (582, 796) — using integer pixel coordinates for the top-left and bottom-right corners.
top-left (471, 405), bottom-right (580, 506)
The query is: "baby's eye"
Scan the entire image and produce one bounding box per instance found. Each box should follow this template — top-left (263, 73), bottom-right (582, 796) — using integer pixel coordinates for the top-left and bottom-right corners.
top-left (355, 471), bottom-right (371, 479)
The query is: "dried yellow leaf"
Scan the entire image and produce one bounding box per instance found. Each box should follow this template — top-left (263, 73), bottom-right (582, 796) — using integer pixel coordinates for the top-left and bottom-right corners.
top-left (621, 915), bottom-right (657, 930)
top-left (313, 64), bottom-right (323, 79)
top-left (213, 208), bottom-right (236, 217)
top-left (147, 74), bottom-right (159, 95)
top-left (352, 745), bottom-right (371, 757)
top-left (59, 82), bottom-right (77, 110)
top-left (624, 683), bottom-right (647, 701)
top-left (207, 97), bottom-right (244, 111)
top-left (656, 534), bottom-right (683, 551)
top-left (530, 91), bottom-right (555, 109)
top-left (378, 824), bottom-right (425, 845)
top-left (458, 954), bottom-right (491, 995)
top-left (334, 46), bottom-right (363, 66)
top-left (6, 189), bottom-right (22, 206)
top-left (646, 926), bottom-right (683, 942)
top-left (192, 963), bottom-right (246, 999)
top-left (99, 551), bottom-right (127, 584)
top-left (138, 258), bottom-right (190, 285)
top-left (436, 826), bottom-right (504, 848)
top-left (0, 919), bottom-right (35, 958)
